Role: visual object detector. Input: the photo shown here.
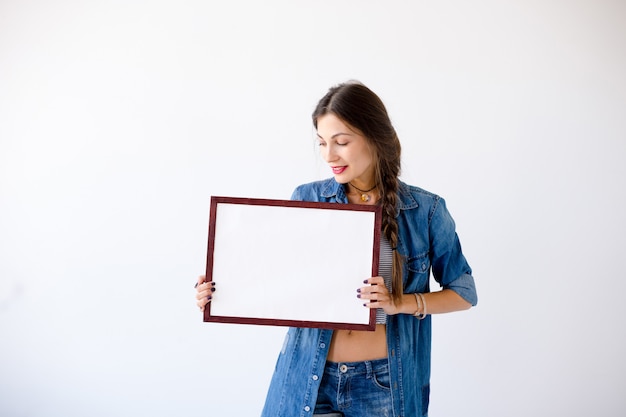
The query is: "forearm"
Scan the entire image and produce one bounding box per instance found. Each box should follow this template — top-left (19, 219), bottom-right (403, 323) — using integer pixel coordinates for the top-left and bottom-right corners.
top-left (395, 289), bottom-right (472, 316)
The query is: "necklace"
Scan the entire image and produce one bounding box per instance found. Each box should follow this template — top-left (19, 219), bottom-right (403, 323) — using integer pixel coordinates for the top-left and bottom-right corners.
top-left (349, 182), bottom-right (377, 202)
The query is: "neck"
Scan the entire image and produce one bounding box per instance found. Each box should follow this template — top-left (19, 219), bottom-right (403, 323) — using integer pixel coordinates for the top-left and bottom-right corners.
top-left (349, 182), bottom-right (376, 193)
top-left (347, 182), bottom-right (378, 203)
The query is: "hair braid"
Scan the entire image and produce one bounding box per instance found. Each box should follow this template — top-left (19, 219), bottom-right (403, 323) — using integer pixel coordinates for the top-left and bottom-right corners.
top-left (377, 151), bottom-right (403, 304)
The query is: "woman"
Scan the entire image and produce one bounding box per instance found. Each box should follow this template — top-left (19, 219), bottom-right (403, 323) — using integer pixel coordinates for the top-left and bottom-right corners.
top-left (195, 81), bottom-right (477, 417)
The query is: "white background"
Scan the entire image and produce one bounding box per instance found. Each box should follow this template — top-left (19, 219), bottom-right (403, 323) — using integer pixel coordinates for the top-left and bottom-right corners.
top-left (1, 1), bottom-right (625, 416)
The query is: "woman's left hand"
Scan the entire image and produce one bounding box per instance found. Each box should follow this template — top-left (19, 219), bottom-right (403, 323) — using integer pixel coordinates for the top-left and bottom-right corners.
top-left (358, 277), bottom-right (405, 315)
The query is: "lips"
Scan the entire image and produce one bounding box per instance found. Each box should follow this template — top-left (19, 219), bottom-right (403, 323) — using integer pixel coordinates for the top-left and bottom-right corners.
top-left (331, 166), bottom-right (347, 175)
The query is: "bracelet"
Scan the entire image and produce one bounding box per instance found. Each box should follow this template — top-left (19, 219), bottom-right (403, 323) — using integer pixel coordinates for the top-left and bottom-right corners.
top-left (419, 293), bottom-right (428, 317)
top-left (413, 293), bottom-right (420, 314)
top-left (413, 293), bottom-right (426, 319)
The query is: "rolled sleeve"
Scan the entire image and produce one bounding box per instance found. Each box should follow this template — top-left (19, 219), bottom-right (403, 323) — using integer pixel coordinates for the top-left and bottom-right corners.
top-left (429, 197), bottom-right (477, 306)
top-left (443, 273), bottom-right (478, 306)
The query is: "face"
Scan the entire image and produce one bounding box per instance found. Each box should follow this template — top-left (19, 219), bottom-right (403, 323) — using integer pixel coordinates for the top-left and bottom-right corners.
top-left (316, 113), bottom-right (376, 187)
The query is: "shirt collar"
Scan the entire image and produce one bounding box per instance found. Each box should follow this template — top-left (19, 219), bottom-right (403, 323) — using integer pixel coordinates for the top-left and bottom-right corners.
top-left (320, 178), bottom-right (419, 213)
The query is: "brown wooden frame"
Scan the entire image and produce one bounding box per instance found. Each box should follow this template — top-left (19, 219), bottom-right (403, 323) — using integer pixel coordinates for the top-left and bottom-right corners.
top-left (203, 196), bottom-right (382, 330)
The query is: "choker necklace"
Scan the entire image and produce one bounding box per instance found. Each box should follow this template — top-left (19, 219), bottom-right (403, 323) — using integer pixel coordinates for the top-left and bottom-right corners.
top-left (349, 182), bottom-right (377, 202)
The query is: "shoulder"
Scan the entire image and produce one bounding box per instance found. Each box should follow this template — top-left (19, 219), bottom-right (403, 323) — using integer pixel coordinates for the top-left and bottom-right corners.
top-left (397, 180), bottom-right (442, 211)
top-left (291, 178), bottom-right (342, 202)
top-left (396, 181), bottom-right (458, 226)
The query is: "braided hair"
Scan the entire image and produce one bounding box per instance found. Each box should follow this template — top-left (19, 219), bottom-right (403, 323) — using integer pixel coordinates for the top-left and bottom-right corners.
top-left (312, 81), bottom-right (404, 303)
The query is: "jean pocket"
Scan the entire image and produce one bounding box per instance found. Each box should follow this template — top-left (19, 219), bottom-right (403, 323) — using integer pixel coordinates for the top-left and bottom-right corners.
top-left (407, 252), bottom-right (430, 274)
top-left (407, 252), bottom-right (431, 289)
top-left (371, 365), bottom-right (391, 390)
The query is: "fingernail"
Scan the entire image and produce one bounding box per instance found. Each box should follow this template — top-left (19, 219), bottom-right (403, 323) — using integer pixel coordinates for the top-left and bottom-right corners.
top-left (357, 294), bottom-right (361, 298)
top-left (207, 296), bottom-right (212, 301)
top-left (356, 288), bottom-right (361, 293)
top-left (210, 287), bottom-right (216, 292)
top-left (194, 282), bottom-right (198, 288)
top-left (210, 281), bottom-right (216, 286)
top-left (363, 303), bottom-right (367, 307)
top-left (363, 279), bottom-right (368, 284)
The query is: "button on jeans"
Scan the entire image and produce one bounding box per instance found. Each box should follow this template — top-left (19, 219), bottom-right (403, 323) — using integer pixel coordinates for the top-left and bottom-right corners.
top-left (313, 358), bottom-right (392, 417)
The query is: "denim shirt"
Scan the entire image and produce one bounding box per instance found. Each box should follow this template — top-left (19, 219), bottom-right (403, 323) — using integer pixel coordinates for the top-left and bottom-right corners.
top-left (261, 178), bottom-right (477, 417)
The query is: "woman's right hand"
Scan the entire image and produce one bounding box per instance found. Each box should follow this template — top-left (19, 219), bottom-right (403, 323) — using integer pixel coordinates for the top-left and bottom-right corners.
top-left (195, 275), bottom-right (216, 312)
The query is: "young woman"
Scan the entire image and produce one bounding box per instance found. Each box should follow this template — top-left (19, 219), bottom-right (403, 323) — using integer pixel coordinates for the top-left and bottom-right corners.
top-left (195, 81), bottom-right (477, 417)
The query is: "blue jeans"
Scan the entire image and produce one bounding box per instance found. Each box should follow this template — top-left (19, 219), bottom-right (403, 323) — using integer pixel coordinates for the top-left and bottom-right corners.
top-left (314, 358), bottom-right (393, 417)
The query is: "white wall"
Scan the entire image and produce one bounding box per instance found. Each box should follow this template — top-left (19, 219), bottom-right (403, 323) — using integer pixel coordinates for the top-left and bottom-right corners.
top-left (1, 1), bottom-right (625, 416)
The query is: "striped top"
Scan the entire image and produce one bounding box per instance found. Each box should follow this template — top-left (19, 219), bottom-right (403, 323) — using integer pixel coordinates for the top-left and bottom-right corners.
top-left (376, 236), bottom-right (394, 324)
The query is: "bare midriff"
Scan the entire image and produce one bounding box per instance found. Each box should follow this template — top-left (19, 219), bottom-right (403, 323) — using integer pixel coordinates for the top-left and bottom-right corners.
top-left (326, 324), bottom-right (388, 362)
top-left (327, 192), bottom-right (388, 362)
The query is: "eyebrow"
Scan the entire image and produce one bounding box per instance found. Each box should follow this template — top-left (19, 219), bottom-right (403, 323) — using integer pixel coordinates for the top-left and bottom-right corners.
top-left (316, 132), bottom-right (354, 140)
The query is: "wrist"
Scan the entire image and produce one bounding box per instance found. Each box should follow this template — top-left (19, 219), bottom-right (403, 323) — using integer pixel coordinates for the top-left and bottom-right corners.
top-left (393, 293), bottom-right (417, 316)
top-left (399, 293), bottom-right (420, 315)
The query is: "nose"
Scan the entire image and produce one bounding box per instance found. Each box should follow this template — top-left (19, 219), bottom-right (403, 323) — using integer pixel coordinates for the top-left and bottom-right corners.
top-left (322, 143), bottom-right (338, 163)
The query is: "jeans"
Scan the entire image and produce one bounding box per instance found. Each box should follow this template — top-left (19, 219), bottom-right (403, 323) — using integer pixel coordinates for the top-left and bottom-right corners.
top-left (313, 358), bottom-right (392, 417)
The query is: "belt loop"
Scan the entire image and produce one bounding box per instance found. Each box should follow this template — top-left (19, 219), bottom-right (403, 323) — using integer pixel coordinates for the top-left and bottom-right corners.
top-left (365, 360), bottom-right (373, 379)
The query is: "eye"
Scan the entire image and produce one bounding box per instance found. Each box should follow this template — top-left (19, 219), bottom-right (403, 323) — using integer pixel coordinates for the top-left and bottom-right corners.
top-left (336, 142), bottom-right (348, 146)
top-left (317, 140), bottom-right (327, 147)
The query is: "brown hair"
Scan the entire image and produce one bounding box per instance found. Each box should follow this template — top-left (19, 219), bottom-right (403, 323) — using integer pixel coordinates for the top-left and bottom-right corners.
top-left (312, 81), bottom-right (404, 303)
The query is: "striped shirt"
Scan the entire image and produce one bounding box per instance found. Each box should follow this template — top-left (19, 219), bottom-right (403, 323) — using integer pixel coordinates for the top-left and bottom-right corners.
top-left (376, 236), bottom-right (394, 324)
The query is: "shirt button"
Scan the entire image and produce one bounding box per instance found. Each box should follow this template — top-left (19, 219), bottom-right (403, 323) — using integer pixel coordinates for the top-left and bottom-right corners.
top-left (320, 343), bottom-right (326, 348)
top-left (340, 364), bottom-right (348, 373)
top-left (312, 375), bottom-right (318, 381)
top-left (304, 406), bottom-right (311, 412)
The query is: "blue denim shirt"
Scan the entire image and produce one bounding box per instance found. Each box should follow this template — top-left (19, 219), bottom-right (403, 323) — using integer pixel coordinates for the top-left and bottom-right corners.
top-left (261, 178), bottom-right (477, 417)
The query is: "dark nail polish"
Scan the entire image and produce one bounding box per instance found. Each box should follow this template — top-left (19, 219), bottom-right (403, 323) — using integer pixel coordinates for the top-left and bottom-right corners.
top-left (210, 281), bottom-right (216, 286)
top-left (357, 294), bottom-right (361, 298)
top-left (356, 288), bottom-right (361, 293)
top-left (210, 287), bottom-right (216, 292)
top-left (194, 282), bottom-right (198, 288)
top-left (207, 296), bottom-right (212, 301)
top-left (363, 280), bottom-right (368, 284)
